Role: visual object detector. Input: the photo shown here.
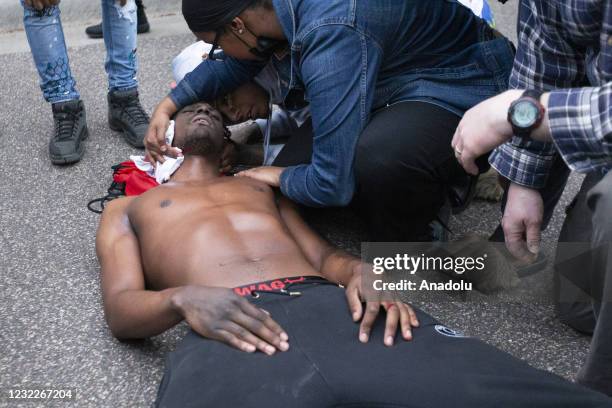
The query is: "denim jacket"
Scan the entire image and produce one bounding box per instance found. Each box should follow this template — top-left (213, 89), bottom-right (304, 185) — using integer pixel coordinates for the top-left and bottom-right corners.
top-left (170, 0), bottom-right (515, 207)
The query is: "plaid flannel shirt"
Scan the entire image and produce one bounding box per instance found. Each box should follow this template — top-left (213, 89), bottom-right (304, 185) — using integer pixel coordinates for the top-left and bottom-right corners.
top-left (489, 0), bottom-right (612, 188)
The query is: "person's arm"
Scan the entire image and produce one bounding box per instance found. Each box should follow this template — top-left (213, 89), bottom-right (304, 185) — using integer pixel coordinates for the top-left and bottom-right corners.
top-left (96, 198), bottom-right (290, 354)
top-left (277, 198), bottom-right (419, 346)
top-left (487, 0), bottom-right (593, 188)
top-left (544, 82), bottom-right (612, 171)
top-left (278, 25), bottom-right (382, 207)
top-left (95, 198), bottom-right (184, 339)
top-left (276, 197), bottom-right (358, 286)
top-left (170, 56), bottom-right (266, 110)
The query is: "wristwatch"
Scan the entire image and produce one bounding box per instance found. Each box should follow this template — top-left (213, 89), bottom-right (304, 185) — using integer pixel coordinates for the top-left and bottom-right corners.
top-left (507, 90), bottom-right (545, 138)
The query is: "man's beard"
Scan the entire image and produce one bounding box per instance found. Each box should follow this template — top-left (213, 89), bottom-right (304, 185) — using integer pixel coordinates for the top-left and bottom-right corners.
top-left (181, 129), bottom-right (222, 158)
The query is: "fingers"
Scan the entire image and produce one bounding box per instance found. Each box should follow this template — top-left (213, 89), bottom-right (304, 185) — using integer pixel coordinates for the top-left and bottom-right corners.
top-left (144, 122), bottom-right (170, 165)
top-left (238, 299), bottom-right (289, 346)
top-left (345, 282), bottom-right (363, 322)
top-left (383, 303), bottom-right (399, 346)
top-left (504, 226), bottom-right (537, 264)
top-left (505, 239), bottom-right (537, 264)
top-left (222, 322), bottom-right (280, 356)
top-left (359, 301), bottom-right (380, 343)
top-left (453, 131), bottom-right (478, 175)
top-left (399, 303), bottom-right (419, 340)
top-left (214, 329), bottom-right (257, 353)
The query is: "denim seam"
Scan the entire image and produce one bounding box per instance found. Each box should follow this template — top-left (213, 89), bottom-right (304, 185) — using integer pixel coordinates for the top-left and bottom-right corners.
top-left (360, 33), bottom-right (368, 125)
top-left (299, 23), bottom-right (384, 59)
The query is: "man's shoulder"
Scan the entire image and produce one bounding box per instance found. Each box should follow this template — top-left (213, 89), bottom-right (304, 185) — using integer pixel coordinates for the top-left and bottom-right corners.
top-left (98, 196), bottom-right (136, 231)
top-left (103, 196), bottom-right (136, 215)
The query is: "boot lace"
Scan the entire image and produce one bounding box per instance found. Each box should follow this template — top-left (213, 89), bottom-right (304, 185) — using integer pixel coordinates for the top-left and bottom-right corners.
top-left (123, 96), bottom-right (149, 126)
top-left (54, 112), bottom-right (78, 141)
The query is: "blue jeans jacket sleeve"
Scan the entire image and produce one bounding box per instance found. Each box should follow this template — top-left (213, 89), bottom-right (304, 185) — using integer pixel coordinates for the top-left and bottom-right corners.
top-left (169, 56), bottom-right (266, 108)
top-left (280, 25), bottom-right (381, 207)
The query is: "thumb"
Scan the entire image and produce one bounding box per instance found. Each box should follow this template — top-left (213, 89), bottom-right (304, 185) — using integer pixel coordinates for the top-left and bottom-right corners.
top-left (503, 220), bottom-right (534, 264)
top-left (460, 151), bottom-right (479, 176)
top-left (525, 220), bottom-right (541, 256)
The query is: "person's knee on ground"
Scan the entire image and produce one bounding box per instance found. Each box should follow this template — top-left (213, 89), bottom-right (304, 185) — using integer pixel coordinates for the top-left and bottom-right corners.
top-left (354, 102), bottom-right (465, 241)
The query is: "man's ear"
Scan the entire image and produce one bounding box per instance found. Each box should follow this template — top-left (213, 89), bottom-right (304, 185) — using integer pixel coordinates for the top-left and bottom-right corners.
top-left (230, 17), bottom-right (246, 36)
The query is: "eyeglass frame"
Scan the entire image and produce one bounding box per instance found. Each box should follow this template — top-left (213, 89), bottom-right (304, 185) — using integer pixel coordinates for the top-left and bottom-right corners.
top-left (208, 28), bottom-right (224, 61)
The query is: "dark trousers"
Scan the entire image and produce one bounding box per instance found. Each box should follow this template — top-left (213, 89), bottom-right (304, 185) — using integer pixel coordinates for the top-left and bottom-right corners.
top-left (156, 284), bottom-right (612, 407)
top-left (275, 101), bottom-right (471, 241)
top-left (354, 102), bottom-right (470, 241)
top-left (555, 171), bottom-right (612, 396)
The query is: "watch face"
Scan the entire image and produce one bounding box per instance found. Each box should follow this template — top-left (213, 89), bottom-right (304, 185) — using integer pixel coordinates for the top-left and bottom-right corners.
top-left (512, 100), bottom-right (539, 128)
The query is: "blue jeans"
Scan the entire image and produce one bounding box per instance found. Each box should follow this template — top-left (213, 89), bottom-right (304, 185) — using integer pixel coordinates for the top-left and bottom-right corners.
top-left (22, 0), bottom-right (138, 104)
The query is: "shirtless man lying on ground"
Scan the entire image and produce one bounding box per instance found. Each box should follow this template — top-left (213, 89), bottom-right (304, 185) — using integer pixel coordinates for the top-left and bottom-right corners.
top-left (96, 102), bottom-right (612, 408)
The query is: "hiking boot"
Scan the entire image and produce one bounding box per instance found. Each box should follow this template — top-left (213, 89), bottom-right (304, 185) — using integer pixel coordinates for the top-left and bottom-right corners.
top-left (49, 100), bottom-right (88, 165)
top-left (136, 0), bottom-right (150, 33)
top-left (85, 0), bottom-right (150, 39)
top-left (108, 88), bottom-right (149, 148)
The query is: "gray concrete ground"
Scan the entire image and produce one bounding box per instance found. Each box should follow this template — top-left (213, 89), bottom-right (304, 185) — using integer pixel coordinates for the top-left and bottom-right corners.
top-left (0, 1), bottom-right (599, 407)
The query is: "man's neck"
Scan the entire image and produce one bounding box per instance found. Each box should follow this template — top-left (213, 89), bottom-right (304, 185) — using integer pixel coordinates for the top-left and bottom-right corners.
top-left (169, 155), bottom-right (220, 183)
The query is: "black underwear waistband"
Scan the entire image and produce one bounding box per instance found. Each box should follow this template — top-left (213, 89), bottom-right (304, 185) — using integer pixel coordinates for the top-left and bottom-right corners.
top-left (233, 276), bottom-right (336, 298)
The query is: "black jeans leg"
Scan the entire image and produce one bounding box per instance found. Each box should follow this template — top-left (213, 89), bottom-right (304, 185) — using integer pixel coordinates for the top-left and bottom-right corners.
top-left (354, 101), bottom-right (467, 241)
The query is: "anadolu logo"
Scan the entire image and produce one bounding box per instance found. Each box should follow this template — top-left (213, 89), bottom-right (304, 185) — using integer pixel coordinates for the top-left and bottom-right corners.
top-left (434, 325), bottom-right (467, 338)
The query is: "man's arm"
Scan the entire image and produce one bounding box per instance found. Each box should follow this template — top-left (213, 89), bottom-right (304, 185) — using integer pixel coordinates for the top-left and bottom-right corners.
top-left (488, 0), bottom-right (596, 188)
top-left (277, 198), bottom-right (419, 346)
top-left (96, 198), bottom-right (184, 339)
top-left (277, 198), bottom-right (358, 286)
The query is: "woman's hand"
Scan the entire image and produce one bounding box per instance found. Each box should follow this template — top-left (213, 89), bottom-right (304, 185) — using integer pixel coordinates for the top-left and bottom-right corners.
top-left (235, 166), bottom-right (284, 187)
top-left (144, 96), bottom-right (182, 166)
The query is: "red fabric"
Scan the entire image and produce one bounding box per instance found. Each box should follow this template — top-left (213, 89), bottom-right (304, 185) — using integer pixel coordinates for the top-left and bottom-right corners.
top-left (113, 161), bottom-right (158, 196)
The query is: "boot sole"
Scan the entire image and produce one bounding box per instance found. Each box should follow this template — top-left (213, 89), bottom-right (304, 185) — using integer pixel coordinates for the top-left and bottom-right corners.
top-left (109, 118), bottom-right (145, 148)
top-left (49, 127), bottom-right (89, 165)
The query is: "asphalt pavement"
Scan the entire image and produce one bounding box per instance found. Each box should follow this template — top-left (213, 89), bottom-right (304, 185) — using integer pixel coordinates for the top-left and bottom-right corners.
top-left (0, 2), bottom-right (599, 407)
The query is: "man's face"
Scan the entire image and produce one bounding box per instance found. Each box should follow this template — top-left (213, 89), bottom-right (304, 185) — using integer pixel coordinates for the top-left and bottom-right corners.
top-left (216, 82), bottom-right (270, 124)
top-left (173, 102), bottom-right (226, 156)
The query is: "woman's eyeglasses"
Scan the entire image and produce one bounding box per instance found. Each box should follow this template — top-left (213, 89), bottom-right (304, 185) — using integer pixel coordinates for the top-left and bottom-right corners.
top-left (208, 29), bottom-right (224, 61)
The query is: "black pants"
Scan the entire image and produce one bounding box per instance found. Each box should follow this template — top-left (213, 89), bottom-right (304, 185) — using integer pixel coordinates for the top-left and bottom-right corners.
top-left (156, 284), bottom-right (611, 408)
top-left (555, 171), bottom-right (612, 396)
top-left (274, 102), bottom-right (471, 241)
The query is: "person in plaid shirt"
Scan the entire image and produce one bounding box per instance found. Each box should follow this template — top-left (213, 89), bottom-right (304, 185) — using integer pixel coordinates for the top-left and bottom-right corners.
top-left (452, 0), bottom-right (612, 397)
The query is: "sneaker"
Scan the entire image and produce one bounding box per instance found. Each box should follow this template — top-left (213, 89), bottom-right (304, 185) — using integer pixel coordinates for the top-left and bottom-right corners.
top-left (108, 88), bottom-right (149, 148)
top-left (85, 0), bottom-right (150, 39)
top-left (49, 100), bottom-right (88, 165)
